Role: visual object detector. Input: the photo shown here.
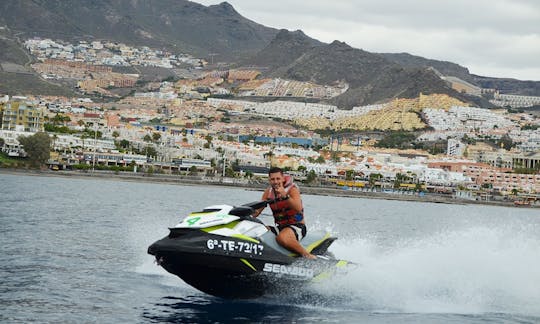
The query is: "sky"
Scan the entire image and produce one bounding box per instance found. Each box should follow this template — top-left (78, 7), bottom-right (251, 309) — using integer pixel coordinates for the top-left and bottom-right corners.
top-left (195, 0), bottom-right (540, 81)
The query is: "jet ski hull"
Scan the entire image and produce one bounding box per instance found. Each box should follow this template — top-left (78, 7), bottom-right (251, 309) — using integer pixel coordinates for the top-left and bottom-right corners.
top-left (148, 229), bottom-right (346, 299)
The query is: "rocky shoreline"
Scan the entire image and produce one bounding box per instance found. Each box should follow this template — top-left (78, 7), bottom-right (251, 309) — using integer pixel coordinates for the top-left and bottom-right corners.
top-left (1, 168), bottom-right (537, 209)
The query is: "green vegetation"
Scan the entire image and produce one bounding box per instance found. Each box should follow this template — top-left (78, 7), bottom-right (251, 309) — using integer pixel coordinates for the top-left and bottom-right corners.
top-left (308, 155), bottom-right (326, 164)
top-left (414, 140), bottom-right (447, 155)
top-left (461, 134), bottom-right (477, 145)
top-left (0, 151), bottom-right (20, 167)
top-left (17, 132), bottom-right (51, 167)
top-left (375, 131), bottom-right (416, 149)
top-left (305, 170), bottom-right (318, 185)
top-left (139, 146), bottom-right (157, 158)
top-left (521, 124), bottom-right (539, 131)
top-left (44, 123), bottom-right (77, 134)
top-left (482, 134), bottom-right (515, 151)
top-left (369, 173), bottom-right (383, 186)
top-left (72, 164), bottom-right (135, 172)
top-left (82, 128), bottom-right (103, 139)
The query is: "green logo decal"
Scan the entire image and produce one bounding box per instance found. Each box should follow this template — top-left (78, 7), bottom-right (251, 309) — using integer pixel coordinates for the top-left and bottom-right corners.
top-left (186, 216), bottom-right (201, 226)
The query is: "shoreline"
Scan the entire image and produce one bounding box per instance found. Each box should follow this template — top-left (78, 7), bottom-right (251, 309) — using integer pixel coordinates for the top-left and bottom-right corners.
top-left (1, 168), bottom-right (537, 209)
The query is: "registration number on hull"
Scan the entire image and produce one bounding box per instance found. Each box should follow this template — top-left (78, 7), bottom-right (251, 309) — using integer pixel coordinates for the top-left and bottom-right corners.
top-left (206, 239), bottom-right (264, 255)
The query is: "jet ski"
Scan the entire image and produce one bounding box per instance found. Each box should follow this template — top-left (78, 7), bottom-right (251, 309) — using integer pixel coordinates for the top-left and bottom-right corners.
top-left (147, 200), bottom-right (354, 299)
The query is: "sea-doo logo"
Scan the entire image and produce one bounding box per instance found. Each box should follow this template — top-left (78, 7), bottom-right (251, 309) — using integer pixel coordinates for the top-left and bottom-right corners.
top-left (263, 263), bottom-right (314, 278)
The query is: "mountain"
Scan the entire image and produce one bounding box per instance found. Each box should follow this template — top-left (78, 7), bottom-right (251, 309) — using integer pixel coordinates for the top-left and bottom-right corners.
top-left (381, 52), bottom-right (540, 96)
top-left (0, 0), bottom-right (537, 102)
top-left (0, 0), bottom-right (278, 59)
top-left (239, 29), bottom-right (323, 70)
top-left (245, 35), bottom-right (470, 108)
top-left (0, 27), bottom-right (75, 96)
top-left (380, 52), bottom-right (473, 83)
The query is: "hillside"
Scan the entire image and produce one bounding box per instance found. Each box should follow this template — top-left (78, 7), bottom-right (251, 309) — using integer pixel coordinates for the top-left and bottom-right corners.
top-left (0, 28), bottom-right (75, 96)
top-left (381, 52), bottom-right (540, 96)
top-left (248, 36), bottom-right (467, 108)
top-left (0, 0), bottom-right (278, 60)
top-left (239, 29), bottom-right (323, 70)
top-left (0, 0), bottom-right (537, 101)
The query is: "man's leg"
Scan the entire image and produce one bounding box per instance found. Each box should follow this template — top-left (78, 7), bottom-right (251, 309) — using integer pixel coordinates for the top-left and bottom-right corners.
top-left (276, 227), bottom-right (315, 259)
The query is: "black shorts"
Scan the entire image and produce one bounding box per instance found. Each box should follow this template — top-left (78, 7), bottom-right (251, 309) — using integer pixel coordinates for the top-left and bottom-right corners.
top-left (277, 223), bottom-right (307, 241)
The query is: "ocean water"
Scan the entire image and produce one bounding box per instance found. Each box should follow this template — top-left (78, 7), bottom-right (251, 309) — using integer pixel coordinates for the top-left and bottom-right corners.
top-left (1, 172), bottom-right (539, 323)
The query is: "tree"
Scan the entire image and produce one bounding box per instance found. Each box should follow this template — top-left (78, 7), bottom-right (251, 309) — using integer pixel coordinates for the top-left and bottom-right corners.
top-left (263, 151), bottom-right (274, 166)
top-left (189, 165), bottom-right (198, 175)
top-left (143, 145), bottom-right (157, 158)
top-left (0, 137), bottom-right (4, 148)
top-left (152, 132), bottom-right (161, 143)
top-left (225, 167), bottom-right (236, 177)
top-left (17, 132), bottom-right (51, 167)
top-left (497, 134), bottom-right (514, 151)
top-left (112, 131), bottom-right (120, 140)
top-left (143, 134), bottom-right (152, 142)
top-left (306, 170), bottom-right (318, 185)
top-left (81, 133), bottom-right (89, 150)
top-left (119, 139), bottom-right (130, 149)
top-left (369, 173), bottom-right (383, 187)
top-left (52, 114), bottom-right (71, 125)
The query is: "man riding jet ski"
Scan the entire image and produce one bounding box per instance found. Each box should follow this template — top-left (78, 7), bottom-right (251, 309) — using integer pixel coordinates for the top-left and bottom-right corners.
top-left (253, 167), bottom-right (315, 259)
top-left (147, 199), bottom-right (353, 299)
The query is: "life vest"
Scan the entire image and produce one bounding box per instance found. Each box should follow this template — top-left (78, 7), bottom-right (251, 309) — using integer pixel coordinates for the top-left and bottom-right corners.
top-left (267, 174), bottom-right (304, 226)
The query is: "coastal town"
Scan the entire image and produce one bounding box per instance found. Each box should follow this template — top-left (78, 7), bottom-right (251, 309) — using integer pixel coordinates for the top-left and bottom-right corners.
top-left (1, 37), bottom-right (539, 207)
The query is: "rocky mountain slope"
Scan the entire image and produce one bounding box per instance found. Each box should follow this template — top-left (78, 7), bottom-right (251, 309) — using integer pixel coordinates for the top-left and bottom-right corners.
top-left (0, 0), bottom-right (537, 101)
top-left (0, 0), bottom-right (277, 59)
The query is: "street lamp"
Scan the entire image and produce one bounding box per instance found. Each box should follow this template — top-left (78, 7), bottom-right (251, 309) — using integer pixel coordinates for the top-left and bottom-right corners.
top-left (92, 109), bottom-right (98, 172)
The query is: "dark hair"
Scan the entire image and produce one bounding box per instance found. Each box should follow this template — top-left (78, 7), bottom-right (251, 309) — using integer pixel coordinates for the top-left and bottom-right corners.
top-left (268, 166), bottom-right (283, 175)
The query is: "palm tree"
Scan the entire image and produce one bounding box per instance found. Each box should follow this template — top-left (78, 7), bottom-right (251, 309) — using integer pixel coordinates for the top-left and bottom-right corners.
top-left (263, 150), bottom-right (274, 167)
top-left (51, 134), bottom-right (58, 151)
top-left (81, 133), bottom-right (89, 150)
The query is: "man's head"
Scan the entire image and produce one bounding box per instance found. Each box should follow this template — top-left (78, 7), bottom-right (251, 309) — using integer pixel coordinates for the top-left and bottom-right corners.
top-left (268, 167), bottom-right (284, 189)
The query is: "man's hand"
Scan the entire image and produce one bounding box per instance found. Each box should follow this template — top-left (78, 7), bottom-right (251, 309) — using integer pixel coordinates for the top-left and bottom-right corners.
top-left (272, 182), bottom-right (287, 198)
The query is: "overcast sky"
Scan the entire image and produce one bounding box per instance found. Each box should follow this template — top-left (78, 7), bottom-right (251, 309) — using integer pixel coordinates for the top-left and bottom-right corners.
top-left (196, 0), bottom-right (540, 81)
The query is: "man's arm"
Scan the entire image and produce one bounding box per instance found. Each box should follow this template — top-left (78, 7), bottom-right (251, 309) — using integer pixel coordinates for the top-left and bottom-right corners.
top-left (253, 189), bottom-right (269, 217)
top-left (285, 186), bottom-right (303, 213)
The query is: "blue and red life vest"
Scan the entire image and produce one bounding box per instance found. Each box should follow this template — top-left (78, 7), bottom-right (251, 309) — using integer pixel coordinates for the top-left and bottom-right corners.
top-left (267, 174), bottom-right (304, 226)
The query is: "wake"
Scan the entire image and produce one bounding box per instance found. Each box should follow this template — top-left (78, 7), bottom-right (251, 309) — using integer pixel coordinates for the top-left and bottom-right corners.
top-left (314, 225), bottom-right (540, 316)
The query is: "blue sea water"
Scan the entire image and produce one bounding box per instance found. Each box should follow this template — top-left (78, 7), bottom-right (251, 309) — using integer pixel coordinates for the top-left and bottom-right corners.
top-left (1, 172), bottom-right (539, 323)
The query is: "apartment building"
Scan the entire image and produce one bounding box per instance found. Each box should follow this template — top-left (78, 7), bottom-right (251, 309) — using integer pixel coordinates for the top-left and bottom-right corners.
top-left (491, 93), bottom-right (540, 108)
top-left (467, 143), bottom-right (540, 170)
top-left (464, 168), bottom-right (539, 193)
top-left (0, 101), bottom-right (44, 132)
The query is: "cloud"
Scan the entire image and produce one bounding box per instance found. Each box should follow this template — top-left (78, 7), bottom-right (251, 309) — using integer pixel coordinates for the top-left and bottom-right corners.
top-left (198, 0), bottom-right (540, 80)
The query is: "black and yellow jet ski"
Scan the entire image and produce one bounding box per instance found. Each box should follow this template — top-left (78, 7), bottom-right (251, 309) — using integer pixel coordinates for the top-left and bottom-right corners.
top-left (147, 200), bottom-right (354, 299)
